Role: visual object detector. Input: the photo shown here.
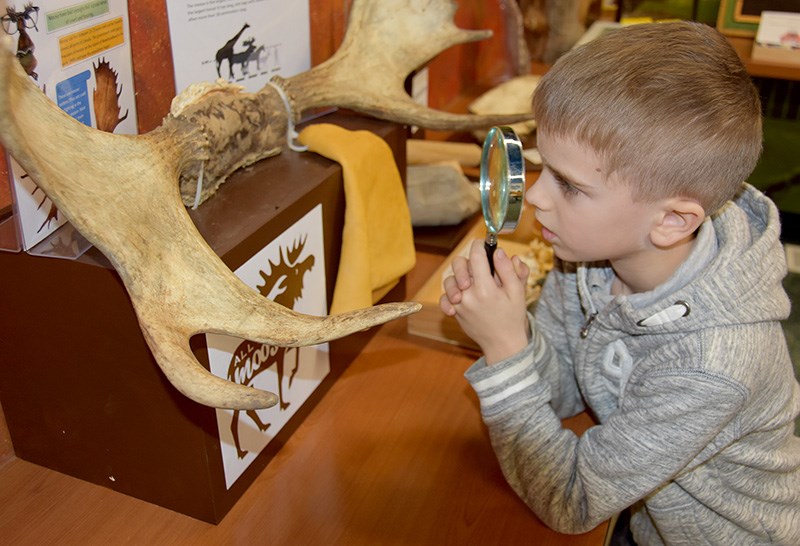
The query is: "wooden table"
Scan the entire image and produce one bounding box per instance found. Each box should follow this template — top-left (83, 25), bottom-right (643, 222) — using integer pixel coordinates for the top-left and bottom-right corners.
top-left (0, 248), bottom-right (607, 545)
top-left (727, 35), bottom-right (800, 82)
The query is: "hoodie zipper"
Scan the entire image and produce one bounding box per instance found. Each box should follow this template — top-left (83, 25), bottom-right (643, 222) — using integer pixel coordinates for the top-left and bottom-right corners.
top-left (580, 312), bottom-right (598, 338)
top-left (577, 268), bottom-right (599, 339)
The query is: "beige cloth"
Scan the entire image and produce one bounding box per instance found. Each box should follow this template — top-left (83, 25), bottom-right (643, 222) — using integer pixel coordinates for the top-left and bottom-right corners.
top-left (298, 123), bottom-right (416, 314)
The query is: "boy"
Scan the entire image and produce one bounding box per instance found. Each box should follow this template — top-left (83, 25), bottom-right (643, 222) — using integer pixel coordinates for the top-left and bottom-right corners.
top-left (440, 22), bottom-right (800, 545)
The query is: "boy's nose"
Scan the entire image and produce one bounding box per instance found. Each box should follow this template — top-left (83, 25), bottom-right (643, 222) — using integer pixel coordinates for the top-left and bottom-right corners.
top-left (526, 178), bottom-right (546, 210)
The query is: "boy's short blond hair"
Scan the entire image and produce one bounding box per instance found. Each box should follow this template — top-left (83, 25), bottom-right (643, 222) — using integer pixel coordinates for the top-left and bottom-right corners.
top-left (533, 21), bottom-right (762, 214)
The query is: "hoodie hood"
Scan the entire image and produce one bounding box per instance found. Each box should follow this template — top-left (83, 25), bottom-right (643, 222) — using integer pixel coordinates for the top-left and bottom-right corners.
top-left (578, 184), bottom-right (791, 336)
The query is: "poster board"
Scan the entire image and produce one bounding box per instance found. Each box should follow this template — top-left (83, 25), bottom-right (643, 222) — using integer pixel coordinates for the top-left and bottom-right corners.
top-left (2, 0), bottom-right (138, 253)
top-left (718, 0), bottom-right (800, 37)
top-left (165, 0), bottom-right (311, 95)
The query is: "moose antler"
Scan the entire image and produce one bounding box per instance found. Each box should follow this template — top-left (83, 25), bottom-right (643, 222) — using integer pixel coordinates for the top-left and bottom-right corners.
top-left (175, 0), bottom-right (534, 205)
top-left (0, 0), bottom-right (533, 410)
top-left (281, 0), bottom-right (524, 131)
top-left (0, 42), bottom-right (422, 410)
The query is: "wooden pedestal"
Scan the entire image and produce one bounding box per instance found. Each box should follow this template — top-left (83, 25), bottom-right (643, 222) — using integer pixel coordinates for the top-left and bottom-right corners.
top-left (0, 113), bottom-right (407, 523)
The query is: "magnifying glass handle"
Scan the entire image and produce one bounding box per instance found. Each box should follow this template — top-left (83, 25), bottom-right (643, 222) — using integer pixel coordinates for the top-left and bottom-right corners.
top-left (484, 234), bottom-right (498, 276)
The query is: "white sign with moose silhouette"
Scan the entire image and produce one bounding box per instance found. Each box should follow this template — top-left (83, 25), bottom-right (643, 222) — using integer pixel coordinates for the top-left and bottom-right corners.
top-left (166, 0), bottom-right (311, 95)
top-left (206, 204), bottom-right (328, 488)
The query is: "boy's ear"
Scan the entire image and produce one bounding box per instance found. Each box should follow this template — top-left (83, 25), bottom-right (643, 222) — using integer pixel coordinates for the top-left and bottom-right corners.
top-left (650, 198), bottom-right (705, 248)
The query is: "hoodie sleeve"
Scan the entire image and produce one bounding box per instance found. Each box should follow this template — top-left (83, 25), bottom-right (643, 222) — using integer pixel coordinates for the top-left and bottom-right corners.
top-left (465, 355), bottom-right (748, 534)
top-left (526, 268), bottom-right (586, 417)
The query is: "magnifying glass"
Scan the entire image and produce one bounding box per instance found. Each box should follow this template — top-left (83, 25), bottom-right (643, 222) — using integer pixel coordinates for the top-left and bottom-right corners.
top-left (480, 126), bottom-right (525, 275)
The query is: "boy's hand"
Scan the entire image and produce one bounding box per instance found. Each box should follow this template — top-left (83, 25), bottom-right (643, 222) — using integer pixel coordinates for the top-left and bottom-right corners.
top-left (439, 239), bottom-right (530, 365)
top-left (439, 247), bottom-right (474, 316)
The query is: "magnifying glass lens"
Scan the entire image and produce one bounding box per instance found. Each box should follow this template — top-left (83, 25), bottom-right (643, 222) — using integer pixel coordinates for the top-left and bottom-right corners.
top-left (486, 147), bottom-right (507, 233)
top-left (479, 126), bottom-right (525, 275)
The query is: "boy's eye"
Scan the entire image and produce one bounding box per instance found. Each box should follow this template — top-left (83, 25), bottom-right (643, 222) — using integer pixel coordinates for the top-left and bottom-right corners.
top-left (554, 174), bottom-right (580, 197)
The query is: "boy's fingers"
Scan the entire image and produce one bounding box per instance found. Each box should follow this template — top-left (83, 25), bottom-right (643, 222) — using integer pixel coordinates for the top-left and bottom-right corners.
top-left (467, 239), bottom-right (492, 281)
top-left (442, 274), bottom-right (462, 304)
top-left (451, 256), bottom-right (472, 289)
top-left (439, 293), bottom-right (456, 316)
top-left (511, 255), bottom-right (530, 282)
top-left (495, 249), bottom-right (526, 297)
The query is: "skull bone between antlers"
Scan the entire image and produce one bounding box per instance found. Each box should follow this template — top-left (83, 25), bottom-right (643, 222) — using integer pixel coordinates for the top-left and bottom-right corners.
top-left (0, 0), bottom-right (533, 410)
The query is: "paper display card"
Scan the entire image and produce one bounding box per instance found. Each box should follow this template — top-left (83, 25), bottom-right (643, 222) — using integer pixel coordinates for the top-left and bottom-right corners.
top-left (3, 0), bottom-right (138, 252)
top-left (752, 11), bottom-right (800, 66)
top-left (166, 0), bottom-right (310, 95)
top-left (207, 204), bottom-right (328, 489)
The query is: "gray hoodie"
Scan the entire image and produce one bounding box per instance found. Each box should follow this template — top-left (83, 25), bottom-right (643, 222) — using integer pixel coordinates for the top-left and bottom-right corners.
top-left (465, 184), bottom-right (800, 545)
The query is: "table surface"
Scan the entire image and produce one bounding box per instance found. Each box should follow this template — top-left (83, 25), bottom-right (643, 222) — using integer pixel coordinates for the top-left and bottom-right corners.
top-left (0, 247), bottom-right (608, 545)
top-left (727, 35), bottom-right (800, 81)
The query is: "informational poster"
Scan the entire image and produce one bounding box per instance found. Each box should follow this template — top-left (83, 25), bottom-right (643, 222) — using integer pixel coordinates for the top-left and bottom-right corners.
top-left (206, 205), bottom-right (329, 489)
top-left (166, 0), bottom-right (311, 94)
top-left (3, 0), bottom-right (137, 251)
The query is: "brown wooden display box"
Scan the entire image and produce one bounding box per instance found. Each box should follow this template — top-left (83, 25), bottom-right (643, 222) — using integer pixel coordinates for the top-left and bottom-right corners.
top-left (0, 112), bottom-right (407, 523)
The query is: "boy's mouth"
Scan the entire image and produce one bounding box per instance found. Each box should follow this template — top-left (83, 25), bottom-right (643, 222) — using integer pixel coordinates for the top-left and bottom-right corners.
top-left (540, 225), bottom-right (557, 243)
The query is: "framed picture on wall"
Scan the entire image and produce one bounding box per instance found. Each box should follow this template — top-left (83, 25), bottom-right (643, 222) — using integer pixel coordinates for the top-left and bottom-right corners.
top-left (717, 0), bottom-right (800, 37)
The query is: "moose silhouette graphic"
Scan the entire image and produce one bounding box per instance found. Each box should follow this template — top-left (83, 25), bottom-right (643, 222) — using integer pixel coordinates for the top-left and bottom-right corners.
top-left (230, 37), bottom-right (257, 77)
top-left (226, 236), bottom-right (316, 459)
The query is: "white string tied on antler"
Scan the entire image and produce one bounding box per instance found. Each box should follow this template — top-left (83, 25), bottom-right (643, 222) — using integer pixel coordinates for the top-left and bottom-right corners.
top-left (191, 159), bottom-right (206, 210)
top-left (266, 79), bottom-right (308, 153)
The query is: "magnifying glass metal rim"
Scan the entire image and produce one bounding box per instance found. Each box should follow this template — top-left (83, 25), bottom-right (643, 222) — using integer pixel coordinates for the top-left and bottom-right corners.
top-left (480, 126), bottom-right (525, 235)
top-left (479, 125), bottom-right (526, 274)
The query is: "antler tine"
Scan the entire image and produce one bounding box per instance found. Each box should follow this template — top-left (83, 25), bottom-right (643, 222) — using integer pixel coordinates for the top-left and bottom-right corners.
top-left (282, 0), bottom-right (534, 130)
top-left (134, 286), bottom-right (420, 410)
top-left (0, 37), bottom-right (420, 410)
top-left (137, 320), bottom-right (281, 410)
top-left (137, 304), bottom-right (423, 409)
